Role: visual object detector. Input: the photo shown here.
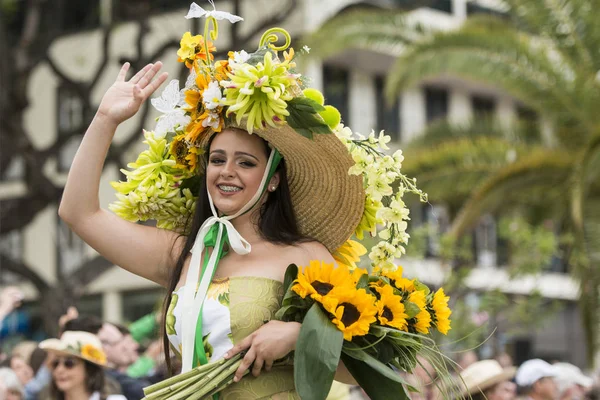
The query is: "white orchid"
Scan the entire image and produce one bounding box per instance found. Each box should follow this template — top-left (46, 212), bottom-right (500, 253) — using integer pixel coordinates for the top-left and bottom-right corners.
top-left (151, 79), bottom-right (190, 137)
top-left (229, 50), bottom-right (251, 66)
top-left (185, 1), bottom-right (243, 23)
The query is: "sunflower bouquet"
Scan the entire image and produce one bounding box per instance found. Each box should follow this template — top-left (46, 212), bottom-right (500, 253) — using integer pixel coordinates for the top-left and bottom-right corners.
top-left (274, 261), bottom-right (453, 400)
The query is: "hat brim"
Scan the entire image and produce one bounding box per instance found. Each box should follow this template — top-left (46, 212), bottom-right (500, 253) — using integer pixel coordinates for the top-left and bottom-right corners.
top-left (460, 367), bottom-right (517, 397)
top-left (214, 123), bottom-right (365, 252)
top-left (39, 339), bottom-right (107, 367)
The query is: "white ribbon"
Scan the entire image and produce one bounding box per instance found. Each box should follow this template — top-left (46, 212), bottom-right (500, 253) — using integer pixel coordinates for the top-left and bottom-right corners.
top-left (180, 150), bottom-right (276, 372)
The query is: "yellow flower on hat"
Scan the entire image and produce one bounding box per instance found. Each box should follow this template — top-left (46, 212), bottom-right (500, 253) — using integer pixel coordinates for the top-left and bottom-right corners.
top-left (323, 288), bottom-right (377, 341)
top-left (177, 32), bottom-right (216, 68)
top-left (431, 288), bottom-right (452, 335)
top-left (373, 284), bottom-right (408, 331)
top-left (81, 344), bottom-right (107, 365)
top-left (333, 240), bottom-right (367, 270)
top-left (292, 261), bottom-right (356, 308)
top-left (408, 290), bottom-right (431, 334)
top-left (354, 196), bottom-right (381, 240)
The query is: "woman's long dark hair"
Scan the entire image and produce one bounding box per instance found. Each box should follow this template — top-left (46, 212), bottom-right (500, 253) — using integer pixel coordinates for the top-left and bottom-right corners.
top-left (161, 136), bottom-right (308, 374)
top-left (50, 360), bottom-right (105, 400)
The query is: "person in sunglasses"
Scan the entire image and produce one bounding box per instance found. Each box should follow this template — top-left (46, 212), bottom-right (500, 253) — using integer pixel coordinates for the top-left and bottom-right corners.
top-left (40, 331), bottom-right (126, 400)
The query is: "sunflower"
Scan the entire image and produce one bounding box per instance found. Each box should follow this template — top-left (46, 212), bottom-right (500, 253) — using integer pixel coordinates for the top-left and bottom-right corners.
top-left (373, 285), bottom-right (408, 331)
top-left (207, 277), bottom-right (230, 301)
top-left (81, 344), bottom-right (107, 365)
top-left (333, 239), bottom-right (367, 270)
top-left (323, 288), bottom-right (377, 341)
top-left (408, 290), bottom-right (431, 334)
top-left (170, 134), bottom-right (202, 172)
top-left (292, 261), bottom-right (356, 307)
top-left (431, 288), bottom-right (452, 335)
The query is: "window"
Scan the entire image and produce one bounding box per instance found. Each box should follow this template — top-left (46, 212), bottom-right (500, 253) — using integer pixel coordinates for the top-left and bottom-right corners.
top-left (425, 86), bottom-right (449, 123)
top-left (474, 214), bottom-right (497, 268)
top-left (375, 76), bottom-right (400, 142)
top-left (122, 289), bottom-right (164, 324)
top-left (56, 85), bottom-right (85, 172)
top-left (322, 65), bottom-right (349, 125)
top-left (517, 106), bottom-right (540, 143)
top-left (56, 216), bottom-right (87, 276)
top-left (471, 95), bottom-right (496, 119)
top-left (0, 230), bottom-right (25, 284)
top-left (425, 0), bottom-right (453, 13)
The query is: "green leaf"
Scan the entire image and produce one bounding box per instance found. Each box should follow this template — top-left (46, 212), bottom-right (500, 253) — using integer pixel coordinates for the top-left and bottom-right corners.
top-left (294, 303), bottom-right (343, 400)
top-left (413, 281), bottom-right (430, 295)
top-left (341, 353), bottom-right (410, 400)
top-left (283, 264), bottom-right (298, 294)
top-left (403, 301), bottom-right (421, 319)
top-left (356, 273), bottom-right (369, 290)
top-left (342, 341), bottom-right (411, 385)
top-left (286, 97), bottom-right (332, 140)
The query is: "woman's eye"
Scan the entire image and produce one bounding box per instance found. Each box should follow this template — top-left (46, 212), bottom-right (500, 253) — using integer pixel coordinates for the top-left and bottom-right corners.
top-left (210, 158), bottom-right (225, 164)
top-left (240, 161), bottom-right (256, 167)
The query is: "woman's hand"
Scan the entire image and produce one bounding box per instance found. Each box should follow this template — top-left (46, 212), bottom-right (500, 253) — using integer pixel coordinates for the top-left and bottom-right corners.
top-left (97, 62), bottom-right (168, 125)
top-left (224, 321), bottom-right (301, 382)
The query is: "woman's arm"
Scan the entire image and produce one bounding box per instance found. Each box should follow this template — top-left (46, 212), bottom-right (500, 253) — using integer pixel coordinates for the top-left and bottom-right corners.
top-left (58, 62), bottom-right (179, 287)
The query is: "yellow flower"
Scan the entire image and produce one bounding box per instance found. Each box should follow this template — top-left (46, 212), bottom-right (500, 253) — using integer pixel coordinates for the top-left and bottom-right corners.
top-left (81, 344), bottom-right (107, 365)
top-left (431, 288), bottom-right (452, 335)
top-left (324, 288), bottom-right (377, 341)
top-left (378, 265), bottom-right (414, 292)
top-left (177, 32), bottom-right (216, 68)
top-left (170, 134), bottom-right (203, 172)
top-left (373, 285), bottom-right (408, 331)
top-left (333, 240), bottom-right (367, 269)
top-left (207, 277), bottom-right (230, 300)
top-left (354, 196), bottom-right (381, 240)
top-left (394, 278), bottom-right (416, 293)
top-left (408, 290), bottom-right (431, 334)
top-left (292, 261), bottom-right (356, 307)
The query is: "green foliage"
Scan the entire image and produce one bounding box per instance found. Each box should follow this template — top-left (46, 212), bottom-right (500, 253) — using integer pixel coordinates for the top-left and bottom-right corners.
top-left (286, 97), bottom-right (332, 139)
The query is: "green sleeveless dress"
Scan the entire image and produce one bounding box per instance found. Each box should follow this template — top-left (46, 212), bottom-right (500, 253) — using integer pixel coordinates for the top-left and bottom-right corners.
top-left (167, 276), bottom-right (299, 400)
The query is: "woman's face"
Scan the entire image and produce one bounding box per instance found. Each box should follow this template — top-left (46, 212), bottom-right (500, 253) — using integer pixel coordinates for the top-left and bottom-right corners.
top-left (486, 380), bottom-right (517, 400)
top-left (51, 356), bottom-right (86, 394)
top-left (207, 129), bottom-right (277, 216)
top-left (10, 357), bottom-right (32, 385)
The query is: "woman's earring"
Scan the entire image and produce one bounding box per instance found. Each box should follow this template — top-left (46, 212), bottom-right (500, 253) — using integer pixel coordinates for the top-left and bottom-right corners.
top-left (269, 185), bottom-right (277, 192)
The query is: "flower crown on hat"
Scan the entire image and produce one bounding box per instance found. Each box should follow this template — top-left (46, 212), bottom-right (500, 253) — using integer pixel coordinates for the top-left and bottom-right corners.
top-left (109, 1), bottom-right (427, 271)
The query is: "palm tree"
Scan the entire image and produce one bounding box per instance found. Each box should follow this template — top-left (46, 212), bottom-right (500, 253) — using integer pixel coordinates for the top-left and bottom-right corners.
top-left (306, 1), bottom-right (600, 366)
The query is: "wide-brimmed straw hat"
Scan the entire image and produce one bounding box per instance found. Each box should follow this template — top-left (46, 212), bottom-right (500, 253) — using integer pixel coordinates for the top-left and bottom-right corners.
top-left (39, 331), bottom-right (107, 367)
top-left (458, 360), bottom-right (516, 396)
top-left (216, 122), bottom-right (364, 253)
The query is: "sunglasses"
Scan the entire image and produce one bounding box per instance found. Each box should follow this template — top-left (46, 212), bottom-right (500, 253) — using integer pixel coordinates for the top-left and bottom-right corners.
top-left (51, 357), bottom-right (80, 370)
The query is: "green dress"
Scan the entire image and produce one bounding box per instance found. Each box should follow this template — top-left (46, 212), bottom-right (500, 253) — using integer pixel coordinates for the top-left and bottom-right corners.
top-left (167, 276), bottom-right (299, 400)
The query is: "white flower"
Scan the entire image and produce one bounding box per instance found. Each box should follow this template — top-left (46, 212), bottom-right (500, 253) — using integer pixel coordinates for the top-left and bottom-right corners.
top-left (302, 45), bottom-right (311, 54)
top-left (377, 130), bottom-right (391, 150)
top-left (333, 124), bottom-right (353, 141)
top-left (202, 112), bottom-right (221, 130)
top-left (202, 80), bottom-right (223, 110)
top-left (348, 150), bottom-right (373, 176)
top-left (393, 149), bottom-right (404, 164)
top-left (151, 79), bottom-right (190, 137)
top-left (229, 50), bottom-right (250, 65)
top-left (377, 200), bottom-right (410, 223)
top-left (185, 1), bottom-right (243, 23)
top-left (365, 174), bottom-right (393, 201)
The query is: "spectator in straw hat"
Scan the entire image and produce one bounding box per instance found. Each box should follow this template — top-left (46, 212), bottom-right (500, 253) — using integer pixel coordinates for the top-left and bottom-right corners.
top-left (40, 331), bottom-right (126, 400)
top-left (553, 363), bottom-right (593, 400)
top-left (458, 359), bottom-right (517, 400)
top-left (515, 359), bottom-right (559, 400)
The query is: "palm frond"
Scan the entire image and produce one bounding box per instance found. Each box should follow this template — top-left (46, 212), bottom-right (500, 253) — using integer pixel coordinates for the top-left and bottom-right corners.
top-left (303, 9), bottom-right (426, 60)
top-left (449, 151), bottom-right (574, 237)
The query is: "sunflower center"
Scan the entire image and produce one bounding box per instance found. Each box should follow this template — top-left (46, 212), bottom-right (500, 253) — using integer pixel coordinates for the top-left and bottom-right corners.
top-left (340, 302), bottom-right (360, 326)
top-left (311, 281), bottom-right (334, 296)
top-left (382, 306), bottom-right (393, 321)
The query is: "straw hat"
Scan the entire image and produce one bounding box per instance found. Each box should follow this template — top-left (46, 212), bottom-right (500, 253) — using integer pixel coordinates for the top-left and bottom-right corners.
top-left (221, 122), bottom-right (365, 253)
top-left (458, 360), bottom-right (516, 396)
top-left (39, 331), bottom-right (107, 367)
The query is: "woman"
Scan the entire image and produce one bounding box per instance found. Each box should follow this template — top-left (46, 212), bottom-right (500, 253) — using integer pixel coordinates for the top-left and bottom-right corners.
top-left (57, 3), bottom-right (408, 399)
top-left (39, 331), bottom-right (126, 400)
top-left (458, 359), bottom-right (516, 400)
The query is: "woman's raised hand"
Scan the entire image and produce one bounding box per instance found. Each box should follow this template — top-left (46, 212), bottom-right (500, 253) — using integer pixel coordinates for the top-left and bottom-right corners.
top-left (97, 62), bottom-right (168, 125)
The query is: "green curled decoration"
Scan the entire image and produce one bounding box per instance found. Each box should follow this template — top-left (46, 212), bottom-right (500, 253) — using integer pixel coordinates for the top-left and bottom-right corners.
top-left (202, 16), bottom-right (218, 67)
top-left (258, 27), bottom-right (291, 51)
